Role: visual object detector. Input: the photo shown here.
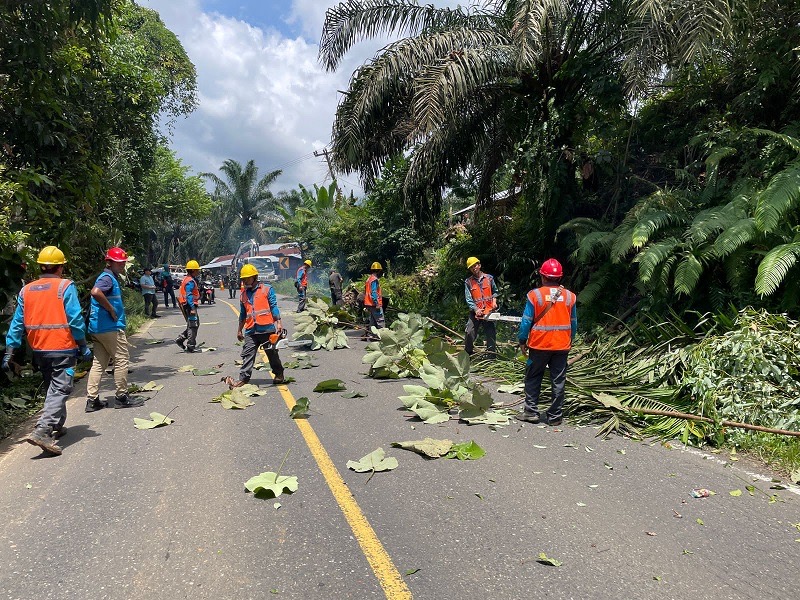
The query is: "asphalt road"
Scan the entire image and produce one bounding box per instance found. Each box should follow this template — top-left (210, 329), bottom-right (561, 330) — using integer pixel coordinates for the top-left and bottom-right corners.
top-left (1, 296), bottom-right (798, 600)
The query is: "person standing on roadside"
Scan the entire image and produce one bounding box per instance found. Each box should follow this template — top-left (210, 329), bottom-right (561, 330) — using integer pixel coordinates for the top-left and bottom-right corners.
top-left (2, 246), bottom-right (92, 455)
top-left (295, 259), bottom-right (311, 312)
top-left (161, 264), bottom-right (177, 308)
top-left (329, 268), bottom-right (343, 306)
top-left (362, 261), bottom-right (384, 341)
top-left (175, 260), bottom-right (201, 352)
top-left (463, 256), bottom-right (498, 357)
top-left (86, 246), bottom-right (143, 411)
top-left (227, 270), bottom-right (237, 299)
top-left (516, 258), bottom-right (577, 426)
top-left (140, 266), bottom-right (158, 318)
top-left (224, 264), bottom-right (285, 388)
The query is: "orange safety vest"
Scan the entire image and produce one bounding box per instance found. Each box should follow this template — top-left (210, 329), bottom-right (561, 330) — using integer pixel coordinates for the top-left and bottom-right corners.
top-left (466, 274), bottom-right (497, 316)
top-left (525, 286), bottom-right (576, 351)
top-left (21, 278), bottom-right (77, 352)
top-left (241, 285), bottom-right (276, 330)
top-left (364, 274), bottom-right (382, 307)
top-left (178, 275), bottom-right (199, 305)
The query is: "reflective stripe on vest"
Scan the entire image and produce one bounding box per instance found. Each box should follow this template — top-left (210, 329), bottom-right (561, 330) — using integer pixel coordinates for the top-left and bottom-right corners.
top-left (296, 266), bottom-right (308, 287)
top-left (241, 285), bottom-right (275, 330)
top-left (466, 274), bottom-right (496, 313)
top-left (525, 286), bottom-right (575, 351)
top-left (21, 278), bottom-right (77, 351)
top-left (364, 274), bottom-right (382, 307)
top-left (178, 276), bottom-right (199, 305)
top-left (89, 272), bottom-right (126, 334)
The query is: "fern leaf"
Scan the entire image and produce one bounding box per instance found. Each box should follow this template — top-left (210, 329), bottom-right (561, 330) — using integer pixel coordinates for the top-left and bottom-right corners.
top-left (633, 237), bottom-right (682, 285)
top-left (673, 254), bottom-right (704, 296)
top-left (748, 128), bottom-right (800, 153)
top-left (755, 242), bottom-right (800, 296)
top-left (710, 218), bottom-right (757, 259)
top-left (754, 162), bottom-right (800, 233)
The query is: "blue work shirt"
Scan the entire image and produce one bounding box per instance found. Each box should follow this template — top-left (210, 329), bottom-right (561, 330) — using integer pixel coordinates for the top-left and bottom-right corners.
top-left (368, 277), bottom-right (381, 307)
top-left (5, 275), bottom-right (87, 352)
top-left (239, 284), bottom-right (281, 335)
top-left (517, 289), bottom-right (578, 344)
top-left (184, 278), bottom-right (197, 310)
top-left (140, 274), bottom-right (156, 294)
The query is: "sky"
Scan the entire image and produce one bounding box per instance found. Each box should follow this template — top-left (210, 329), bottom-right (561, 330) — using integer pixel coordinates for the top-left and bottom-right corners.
top-left (137, 0), bottom-right (466, 196)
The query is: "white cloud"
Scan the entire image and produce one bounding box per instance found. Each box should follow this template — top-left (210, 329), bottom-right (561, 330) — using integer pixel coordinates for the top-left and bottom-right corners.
top-left (139, 0), bottom-right (473, 195)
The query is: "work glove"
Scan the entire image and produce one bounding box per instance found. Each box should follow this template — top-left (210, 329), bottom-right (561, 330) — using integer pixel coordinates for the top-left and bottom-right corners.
top-left (1, 352), bottom-right (12, 373)
top-left (78, 344), bottom-right (93, 361)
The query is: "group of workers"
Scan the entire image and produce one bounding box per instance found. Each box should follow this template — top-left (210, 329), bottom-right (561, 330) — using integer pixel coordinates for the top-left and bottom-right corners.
top-left (2, 243), bottom-right (575, 455)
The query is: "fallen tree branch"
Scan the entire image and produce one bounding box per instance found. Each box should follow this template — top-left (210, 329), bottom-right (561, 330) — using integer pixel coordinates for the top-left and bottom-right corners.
top-left (632, 408), bottom-right (800, 438)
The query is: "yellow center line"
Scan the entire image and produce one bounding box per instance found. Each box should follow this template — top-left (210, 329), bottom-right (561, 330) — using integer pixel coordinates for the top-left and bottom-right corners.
top-left (220, 299), bottom-right (412, 599)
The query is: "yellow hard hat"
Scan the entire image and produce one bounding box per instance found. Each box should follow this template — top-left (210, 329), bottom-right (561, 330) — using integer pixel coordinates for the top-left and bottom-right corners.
top-left (37, 246), bottom-right (67, 265)
top-left (466, 256), bottom-right (480, 269)
top-left (240, 264), bottom-right (259, 278)
top-left (371, 261), bottom-right (383, 271)
top-left (304, 259), bottom-right (312, 266)
top-left (186, 260), bottom-right (200, 270)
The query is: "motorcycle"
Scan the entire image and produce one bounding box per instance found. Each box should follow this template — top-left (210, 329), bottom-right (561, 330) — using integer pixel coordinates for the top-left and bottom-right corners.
top-left (200, 280), bottom-right (216, 304)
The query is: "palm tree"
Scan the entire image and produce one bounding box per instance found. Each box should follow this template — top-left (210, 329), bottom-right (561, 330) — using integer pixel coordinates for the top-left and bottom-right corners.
top-left (201, 159), bottom-right (282, 250)
top-left (319, 0), bottom-right (737, 214)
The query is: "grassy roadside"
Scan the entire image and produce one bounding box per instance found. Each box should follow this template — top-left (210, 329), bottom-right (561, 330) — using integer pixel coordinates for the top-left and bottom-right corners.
top-left (0, 288), bottom-right (149, 440)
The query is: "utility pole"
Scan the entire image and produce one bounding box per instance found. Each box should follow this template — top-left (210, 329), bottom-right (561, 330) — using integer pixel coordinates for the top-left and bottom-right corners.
top-left (314, 148), bottom-right (341, 196)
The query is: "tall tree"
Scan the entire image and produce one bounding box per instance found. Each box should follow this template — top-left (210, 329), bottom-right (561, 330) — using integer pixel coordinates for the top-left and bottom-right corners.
top-left (202, 159), bottom-right (282, 249)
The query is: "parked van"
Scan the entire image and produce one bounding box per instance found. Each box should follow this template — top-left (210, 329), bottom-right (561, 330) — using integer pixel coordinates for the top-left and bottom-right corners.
top-left (241, 256), bottom-right (278, 283)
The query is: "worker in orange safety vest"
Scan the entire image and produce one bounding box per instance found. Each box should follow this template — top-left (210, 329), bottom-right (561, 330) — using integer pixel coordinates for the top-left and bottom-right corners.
top-left (3, 246), bottom-right (92, 455)
top-left (362, 261), bottom-right (384, 341)
top-left (225, 263), bottom-right (285, 388)
top-left (464, 256), bottom-right (498, 357)
top-left (175, 259), bottom-right (201, 352)
top-left (516, 258), bottom-right (577, 426)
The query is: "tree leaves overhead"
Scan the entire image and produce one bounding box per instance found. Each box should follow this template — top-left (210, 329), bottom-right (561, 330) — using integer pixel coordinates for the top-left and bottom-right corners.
top-left (244, 472), bottom-right (299, 499)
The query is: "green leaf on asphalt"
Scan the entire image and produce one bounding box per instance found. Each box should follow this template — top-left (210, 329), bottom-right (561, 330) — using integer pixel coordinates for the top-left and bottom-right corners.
top-left (496, 382), bottom-right (523, 394)
top-left (682, 549), bottom-right (694, 555)
top-left (536, 552), bottom-right (562, 567)
top-left (346, 448), bottom-right (398, 473)
top-left (141, 381), bottom-right (164, 392)
top-left (212, 389), bottom-right (256, 409)
top-left (236, 384), bottom-right (267, 397)
top-left (133, 412), bottom-right (174, 429)
top-left (244, 472), bottom-right (298, 499)
top-left (460, 411), bottom-right (509, 426)
top-left (445, 440), bottom-right (485, 460)
top-left (341, 390), bottom-right (368, 398)
top-left (192, 368), bottom-right (220, 376)
top-left (696, 518), bottom-right (705, 526)
top-left (746, 485), bottom-right (756, 496)
top-left (391, 438), bottom-right (453, 458)
top-left (730, 489), bottom-right (742, 497)
top-left (177, 365), bottom-right (195, 372)
top-left (144, 339), bottom-right (164, 345)
top-left (313, 379), bottom-right (346, 392)
top-left (290, 397), bottom-right (310, 419)
top-left (404, 568), bottom-right (420, 576)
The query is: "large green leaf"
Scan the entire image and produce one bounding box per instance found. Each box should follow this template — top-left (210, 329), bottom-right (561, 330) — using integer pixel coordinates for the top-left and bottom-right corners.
top-left (290, 396), bottom-right (310, 418)
top-left (406, 399), bottom-right (450, 424)
top-left (313, 379), bottom-right (347, 392)
top-left (133, 412), bottom-right (174, 429)
top-left (244, 472), bottom-right (299, 499)
top-left (346, 448), bottom-right (398, 473)
top-left (458, 385), bottom-right (494, 419)
top-left (445, 440), bottom-right (485, 460)
top-left (391, 438), bottom-right (453, 458)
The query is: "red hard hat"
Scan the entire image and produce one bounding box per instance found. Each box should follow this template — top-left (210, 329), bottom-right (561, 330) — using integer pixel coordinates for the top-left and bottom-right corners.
top-left (105, 247), bottom-right (128, 262)
top-left (539, 258), bottom-right (563, 278)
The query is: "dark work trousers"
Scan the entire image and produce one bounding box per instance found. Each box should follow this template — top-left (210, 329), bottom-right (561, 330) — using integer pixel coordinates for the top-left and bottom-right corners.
top-left (163, 285), bottom-right (177, 308)
top-left (330, 287), bottom-right (343, 306)
top-left (297, 286), bottom-right (307, 312)
top-left (523, 349), bottom-right (569, 423)
top-left (228, 284), bottom-right (237, 299)
top-left (239, 332), bottom-right (284, 382)
top-left (176, 304), bottom-right (199, 350)
top-left (33, 353), bottom-right (76, 432)
top-left (464, 312), bottom-right (497, 356)
top-left (143, 293), bottom-right (157, 317)
top-left (367, 306), bottom-right (385, 338)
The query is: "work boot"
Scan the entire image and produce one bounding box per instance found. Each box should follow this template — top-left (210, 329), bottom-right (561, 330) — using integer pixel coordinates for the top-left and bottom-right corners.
top-left (185, 346), bottom-right (196, 353)
top-left (516, 411), bottom-right (540, 424)
top-left (224, 376), bottom-right (247, 389)
top-left (85, 396), bottom-right (106, 413)
top-left (27, 425), bottom-right (62, 455)
top-left (272, 373), bottom-right (286, 385)
top-left (547, 418), bottom-right (563, 426)
top-left (175, 337), bottom-right (186, 350)
top-left (114, 394), bottom-right (145, 409)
